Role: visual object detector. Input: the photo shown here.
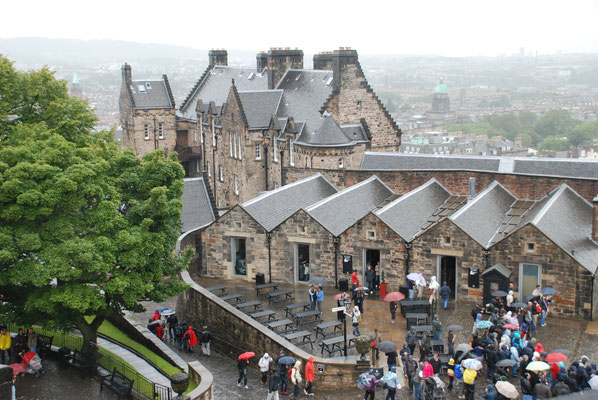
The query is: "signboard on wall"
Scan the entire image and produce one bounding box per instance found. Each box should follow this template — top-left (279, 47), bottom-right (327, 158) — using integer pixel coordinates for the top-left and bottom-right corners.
top-left (468, 267), bottom-right (480, 288)
top-left (342, 255), bottom-right (353, 274)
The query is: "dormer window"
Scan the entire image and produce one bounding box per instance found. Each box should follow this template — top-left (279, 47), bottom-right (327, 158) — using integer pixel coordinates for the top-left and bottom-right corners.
top-left (145, 82), bottom-right (152, 89)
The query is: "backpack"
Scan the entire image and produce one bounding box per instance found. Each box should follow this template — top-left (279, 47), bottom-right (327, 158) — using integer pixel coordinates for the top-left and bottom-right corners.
top-left (357, 372), bottom-right (369, 390)
top-left (288, 366), bottom-right (294, 380)
top-left (463, 368), bottom-right (477, 385)
top-left (454, 365), bottom-right (463, 380)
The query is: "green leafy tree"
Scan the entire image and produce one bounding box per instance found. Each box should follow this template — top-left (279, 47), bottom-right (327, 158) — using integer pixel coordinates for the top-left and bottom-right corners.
top-left (0, 56), bottom-right (190, 360)
top-left (539, 135), bottom-right (568, 151)
top-left (534, 110), bottom-right (580, 138)
top-left (568, 120), bottom-right (598, 147)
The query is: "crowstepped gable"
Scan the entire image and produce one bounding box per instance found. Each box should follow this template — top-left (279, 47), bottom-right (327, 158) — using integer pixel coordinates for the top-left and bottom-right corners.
top-left (119, 47), bottom-right (402, 210)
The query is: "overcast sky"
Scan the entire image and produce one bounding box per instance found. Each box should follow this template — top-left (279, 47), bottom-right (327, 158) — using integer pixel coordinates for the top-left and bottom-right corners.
top-left (3, 0), bottom-right (598, 56)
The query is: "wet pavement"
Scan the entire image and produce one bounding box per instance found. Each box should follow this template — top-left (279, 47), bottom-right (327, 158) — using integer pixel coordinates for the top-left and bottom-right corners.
top-left (130, 277), bottom-right (598, 400)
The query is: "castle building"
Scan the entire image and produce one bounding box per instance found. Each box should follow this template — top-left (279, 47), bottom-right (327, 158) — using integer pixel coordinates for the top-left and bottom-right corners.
top-left (426, 77), bottom-right (457, 125)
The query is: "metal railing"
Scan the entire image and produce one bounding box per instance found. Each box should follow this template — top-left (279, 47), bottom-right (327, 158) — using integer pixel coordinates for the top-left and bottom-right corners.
top-left (7, 325), bottom-right (172, 400)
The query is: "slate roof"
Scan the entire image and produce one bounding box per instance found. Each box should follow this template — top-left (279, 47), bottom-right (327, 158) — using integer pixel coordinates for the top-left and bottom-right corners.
top-left (296, 115), bottom-right (366, 147)
top-left (130, 79), bottom-right (174, 109)
top-left (242, 174), bottom-right (338, 232)
top-left (481, 263), bottom-right (512, 278)
top-left (180, 66), bottom-right (268, 121)
top-left (306, 176), bottom-right (395, 236)
top-left (181, 177), bottom-right (215, 233)
top-left (451, 182), bottom-right (517, 247)
top-left (360, 152), bottom-right (598, 180)
top-left (376, 178), bottom-right (458, 241)
top-left (238, 90), bottom-right (283, 130)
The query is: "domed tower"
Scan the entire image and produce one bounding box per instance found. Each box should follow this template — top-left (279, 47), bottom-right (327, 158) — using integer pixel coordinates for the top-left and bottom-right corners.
top-left (70, 73), bottom-right (83, 99)
top-left (431, 77), bottom-right (450, 112)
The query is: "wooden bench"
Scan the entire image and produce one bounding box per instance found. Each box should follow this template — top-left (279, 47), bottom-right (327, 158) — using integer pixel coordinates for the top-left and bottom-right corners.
top-left (405, 312), bottom-right (429, 328)
top-left (236, 300), bottom-right (263, 312)
top-left (284, 301), bottom-right (311, 317)
top-left (319, 334), bottom-right (355, 356)
top-left (37, 334), bottom-right (54, 357)
top-left (314, 320), bottom-right (342, 339)
top-left (412, 324), bottom-right (433, 339)
top-left (267, 290), bottom-right (294, 304)
top-left (267, 319), bottom-right (297, 334)
top-left (250, 310), bottom-right (278, 322)
top-left (205, 285), bottom-right (227, 295)
top-left (220, 293), bottom-right (243, 303)
top-left (67, 349), bottom-right (97, 375)
top-left (256, 283), bottom-right (279, 296)
top-left (293, 310), bottom-right (322, 326)
top-left (284, 330), bottom-right (314, 350)
top-left (100, 367), bottom-right (134, 399)
top-left (431, 339), bottom-right (445, 353)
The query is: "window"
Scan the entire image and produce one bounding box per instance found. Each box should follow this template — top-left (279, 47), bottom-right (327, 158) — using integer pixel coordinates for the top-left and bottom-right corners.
top-left (144, 125), bottom-right (150, 140)
top-left (238, 134), bottom-right (242, 160)
top-left (234, 221), bottom-right (242, 229)
top-left (357, 100), bottom-right (362, 110)
top-left (212, 120), bottom-right (216, 147)
top-left (234, 175), bottom-right (239, 196)
top-left (233, 134), bottom-right (238, 159)
top-left (289, 141), bottom-right (294, 166)
top-left (366, 230), bottom-right (376, 240)
top-left (520, 263), bottom-right (541, 298)
top-left (145, 82), bottom-right (152, 89)
top-left (193, 129), bottom-right (198, 143)
top-left (229, 133), bottom-right (233, 157)
top-left (158, 123), bottom-right (164, 139)
top-left (273, 139), bottom-right (279, 162)
top-left (255, 143), bottom-right (261, 160)
top-left (297, 244), bottom-right (310, 282)
top-left (526, 243), bottom-right (535, 253)
top-left (196, 160), bottom-right (200, 173)
top-left (232, 238), bottom-right (247, 276)
top-left (297, 226), bottom-right (307, 235)
top-left (207, 161), bottom-right (211, 177)
top-left (219, 165), bottom-right (224, 182)
top-left (200, 124), bottom-right (204, 143)
top-left (443, 237), bottom-right (451, 246)
top-left (339, 158), bottom-right (344, 168)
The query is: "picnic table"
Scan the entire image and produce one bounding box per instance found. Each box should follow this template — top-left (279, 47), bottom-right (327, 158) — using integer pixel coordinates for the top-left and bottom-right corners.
top-left (406, 312), bottom-right (429, 328)
top-left (400, 300), bottom-right (431, 316)
top-left (319, 334), bottom-right (355, 356)
top-left (284, 330), bottom-right (315, 349)
top-left (284, 301), bottom-right (311, 317)
top-left (205, 285), bottom-right (227, 295)
top-left (256, 282), bottom-right (279, 296)
top-left (250, 310), bottom-right (278, 322)
top-left (314, 320), bottom-right (343, 339)
top-left (431, 339), bottom-right (444, 353)
top-left (220, 293), bottom-right (243, 303)
top-left (267, 289), bottom-right (294, 304)
top-left (236, 300), bottom-right (263, 312)
top-left (267, 319), bottom-right (297, 334)
top-left (412, 324), bottom-right (432, 339)
top-left (293, 310), bottom-right (322, 326)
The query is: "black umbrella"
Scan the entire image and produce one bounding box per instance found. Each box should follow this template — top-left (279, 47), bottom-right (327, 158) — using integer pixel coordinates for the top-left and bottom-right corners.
top-left (540, 287), bottom-right (557, 296)
top-left (511, 302), bottom-right (527, 309)
top-left (308, 277), bottom-right (329, 287)
top-left (523, 295), bottom-right (537, 303)
top-left (456, 343), bottom-right (473, 353)
top-left (457, 351), bottom-right (475, 362)
top-left (496, 359), bottom-right (517, 368)
top-left (446, 325), bottom-right (463, 332)
top-left (378, 341), bottom-right (397, 353)
top-left (492, 290), bottom-right (508, 297)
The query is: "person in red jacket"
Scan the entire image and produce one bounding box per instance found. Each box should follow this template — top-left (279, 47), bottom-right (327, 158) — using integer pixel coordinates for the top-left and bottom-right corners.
top-left (155, 323), bottom-right (165, 340)
top-left (351, 271), bottom-right (359, 291)
top-left (183, 326), bottom-right (197, 353)
top-left (304, 356), bottom-right (315, 396)
top-left (151, 310), bottom-right (161, 321)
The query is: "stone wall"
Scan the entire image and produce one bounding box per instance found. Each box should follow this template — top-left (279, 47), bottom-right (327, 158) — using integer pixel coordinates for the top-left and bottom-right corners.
top-left (121, 108), bottom-right (177, 157)
top-left (176, 271), bottom-right (361, 390)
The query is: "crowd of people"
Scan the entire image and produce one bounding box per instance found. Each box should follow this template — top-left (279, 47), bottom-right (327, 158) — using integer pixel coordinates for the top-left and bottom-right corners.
top-left (0, 325), bottom-right (39, 364)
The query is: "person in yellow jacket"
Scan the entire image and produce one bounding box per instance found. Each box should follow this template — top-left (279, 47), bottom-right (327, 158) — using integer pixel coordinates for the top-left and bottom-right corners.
top-left (0, 326), bottom-right (11, 364)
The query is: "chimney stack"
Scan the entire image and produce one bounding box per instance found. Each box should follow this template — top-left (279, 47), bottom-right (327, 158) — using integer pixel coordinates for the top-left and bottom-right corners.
top-left (468, 177), bottom-right (476, 200)
top-left (266, 48), bottom-right (303, 89)
top-left (313, 52), bottom-right (333, 70)
top-left (593, 195), bottom-right (598, 242)
top-left (122, 63), bottom-right (132, 86)
top-left (332, 48), bottom-right (358, 91)
top-left (208, 49), bottom-right (228, 68)
top-left (256, 51), bottom-right (268, 72)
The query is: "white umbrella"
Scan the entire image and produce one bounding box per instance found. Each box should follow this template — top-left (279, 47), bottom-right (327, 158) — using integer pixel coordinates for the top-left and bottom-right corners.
top-left (461, 358), bottom-right (482, 371)
top-left (407, 272), bottom-right (424, 281)
top-left (589, 375), bottom-right (598, 391)
top-left (495, 381), bottom-right (519, 399)
top-left (526, 361), bottom-right (551, 371)
top-left (160, 309), bottom-right (175, 316)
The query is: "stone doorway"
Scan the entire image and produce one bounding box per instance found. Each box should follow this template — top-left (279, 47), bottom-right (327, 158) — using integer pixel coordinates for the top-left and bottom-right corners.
top-left (363, 249), bottom-right (381, 289)
top-left (438, 255), bottom-right (457, 299)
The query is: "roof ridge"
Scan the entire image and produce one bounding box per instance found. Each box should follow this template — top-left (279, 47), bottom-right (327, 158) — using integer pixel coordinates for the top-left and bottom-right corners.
top-left (306, 175), bottom-right (383, 212)
top-left (242, 173), bottom-right (335, 207)
top-left (180, 65), bottom-right (212, 112)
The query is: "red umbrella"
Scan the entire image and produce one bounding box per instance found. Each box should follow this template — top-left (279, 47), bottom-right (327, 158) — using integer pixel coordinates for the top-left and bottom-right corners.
top-left (333, 293), bottom-right (344, 300)
top-left (545, 352), bottom-right (567, 364)
top-left (502, 323), bottom-right (518, 329)
top-left (238, 352), bottom-right (255, 360)
top-left (384, 292), bottom-right (405, 302)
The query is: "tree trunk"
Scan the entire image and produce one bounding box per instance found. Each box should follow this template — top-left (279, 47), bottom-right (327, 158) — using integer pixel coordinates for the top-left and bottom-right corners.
top-left (77, 315), bottom-right (104, 368)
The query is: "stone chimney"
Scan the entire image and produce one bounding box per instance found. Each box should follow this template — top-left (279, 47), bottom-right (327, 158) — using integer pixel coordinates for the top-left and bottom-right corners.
top-left (256, 51), bottom-right (268, 72)
top-left (332, 47), bottom-right (358, 91)
top-left (122, 63), bottom-right (132, 87)
top-left (468, 177), bottom-right (476, 201)
top-left (208, 49), bottom-right (228, 68)
top-left (266, 47), bottom-right (304, 89)
top-left (593, 195), bottom-right (598, 242)
top-left (313, 51), bottom-right (333, 70)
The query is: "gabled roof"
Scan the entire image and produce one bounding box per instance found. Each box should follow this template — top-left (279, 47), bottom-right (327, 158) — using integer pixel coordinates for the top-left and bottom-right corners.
top-left (306, 176), bottom-right (394, 237)
top-left (238, 90), bottom-right (283, 130)
top-left (295, 114), bottom-right (365, 147)
top-left (451, 182), bottom-right (517, 247)
top-left (513, 159), bottom-right (598, 179)
top-left (242, 174), bottom-right (338, 232)
top-left (375, 178), bottom-right (460, 241)
top-left (130, 77), bottom-right (175, 110)
top-left (481, 263), bottom-right (512, 278)
top-left (181, 177), bottom-right (216, 233)
top-left (180, 66), bottom-right (267, 121)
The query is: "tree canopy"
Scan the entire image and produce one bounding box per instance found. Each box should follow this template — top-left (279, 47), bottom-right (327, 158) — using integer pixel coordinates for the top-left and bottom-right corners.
top-left (0, 55), bottom-right (190, 357)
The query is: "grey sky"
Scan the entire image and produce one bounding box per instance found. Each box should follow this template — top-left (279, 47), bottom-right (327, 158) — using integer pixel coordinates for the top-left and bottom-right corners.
top-left (4, 0), bottom-right (598, 56)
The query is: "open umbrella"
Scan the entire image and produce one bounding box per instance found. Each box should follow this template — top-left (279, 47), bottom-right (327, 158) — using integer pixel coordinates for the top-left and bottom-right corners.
top-left (308, 277), bottom-right (328, 287)
top-left (496, 359), bottom-right (517, 368)
top-left (355, 287), bottom-right (370, 292)
top-left (502, 323), bottom-right (518, 330)
top-left (160, 309), bottom-right (175, 316)
top-left (545, 352), bottom-right (568, 364)
top-left (589, 375), bottom-right (598, 391)
top-left (492, 290), bottom-right (508, 297)
top-left (378, 341), bottom-right (397, 353)
top-left (540, 287), bottom-right (557, 296)
top-left (406, 272), bottom-right (424, 281)
top-left (384, 292), bottom-right (405, 302)
top-left (278, 356), bottom-right (296, 365)
top-left (456, 343), bottom-right (473, 353)
top-left (155, 306), bottom-right (169, 312)
top-left (526, 361), bottom-right (551, 371)
top-left (523, 295), bottom-right (536, 303)
top-left (457, 351), bottom-right (474, 362)
top-left (333, 293), bottom-right (345, 300)
top-left (238, 352), bottom-right (255, 360)
top-left (446, 325), bottom-right (463, 332)
top-left (511, 302), bottom-right (527, 309)
top-left (474, 320), bottom-right (493, 329)
top-left (549, 349), bottom-right (570, 356)
top-left (461, 358), bottom-right (482, 371)
top-left (149, 319), bottom-right (161, 326)
top-left (495, 381), bottom-right (519, 399)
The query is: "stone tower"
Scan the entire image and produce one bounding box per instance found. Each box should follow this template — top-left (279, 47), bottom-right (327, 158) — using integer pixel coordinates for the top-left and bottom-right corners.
top-left (431, 77), bottom-right (450, 112)
top-left (266, 48), bottom-right (303, 89)
top-left (70, 72), bottom-right (83, 99)
top-left (208, 49), bottom-right (228, 68)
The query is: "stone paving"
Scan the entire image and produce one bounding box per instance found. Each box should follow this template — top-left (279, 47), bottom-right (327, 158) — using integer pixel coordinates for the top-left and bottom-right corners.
top-left (130, 278), bottom-right (598, 400)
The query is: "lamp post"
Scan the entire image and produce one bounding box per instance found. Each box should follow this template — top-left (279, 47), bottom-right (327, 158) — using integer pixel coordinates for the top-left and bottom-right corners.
top-left (404, 242), bottom-right (411, 284)
top-left (333, 237), bottom-right (340, 289)
top-left (266, 232), bottom-right (272, 283)
top-left (482, 248), bottom-right (490, 268)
